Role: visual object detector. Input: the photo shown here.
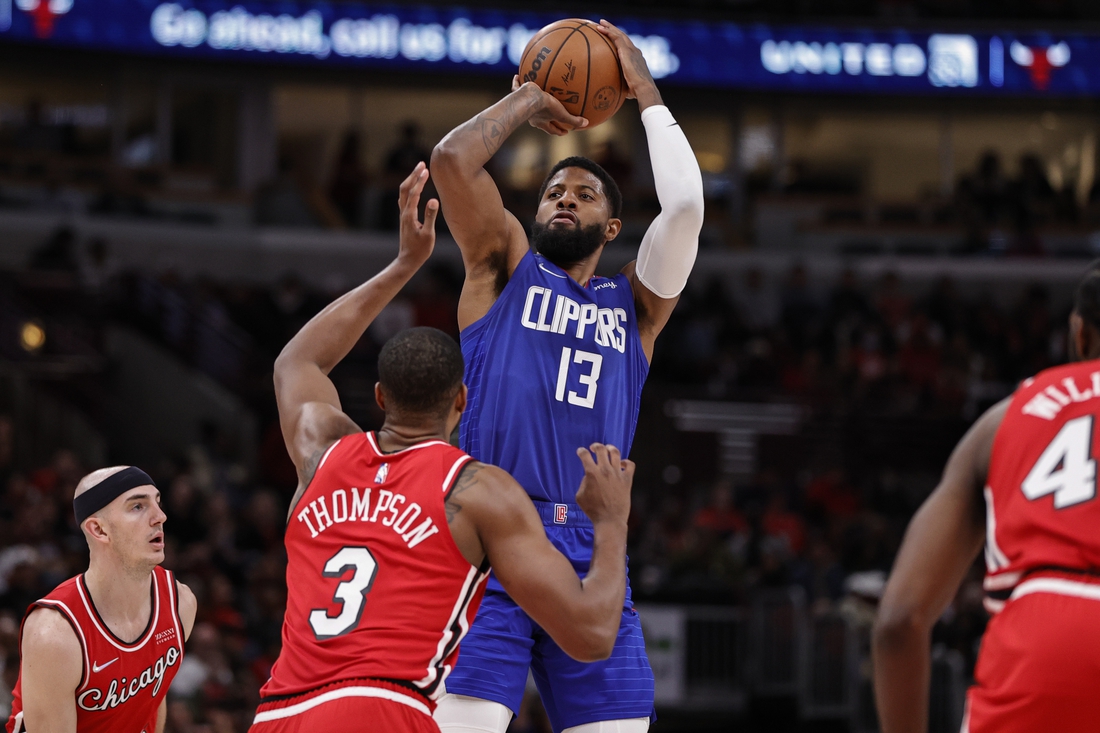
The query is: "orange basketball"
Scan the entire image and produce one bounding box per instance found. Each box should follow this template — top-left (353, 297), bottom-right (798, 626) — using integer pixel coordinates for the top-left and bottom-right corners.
top-left (518, 19), bottom-right (626, 129)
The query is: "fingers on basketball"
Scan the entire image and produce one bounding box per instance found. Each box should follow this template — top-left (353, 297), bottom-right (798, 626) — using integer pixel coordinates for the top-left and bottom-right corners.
top-left (516, 18), bottom-right (626, 129)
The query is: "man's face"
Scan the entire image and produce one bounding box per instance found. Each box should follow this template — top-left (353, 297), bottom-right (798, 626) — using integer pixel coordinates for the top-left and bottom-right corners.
top-left (532, 168), bottom-right (620, 267)
top-left (97, 486), bottom-right (167, 568)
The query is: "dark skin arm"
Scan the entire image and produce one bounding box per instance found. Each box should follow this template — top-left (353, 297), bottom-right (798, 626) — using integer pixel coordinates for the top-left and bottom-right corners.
top-left (446, 444), bottom-right (634, 662)
top-left (872, 398), bottom-right (1009, 733)
top-left (433, 20), bottom-right (693, 361)
top-left (430, 83), bottom-right (587, 330)
top-left (274, 164), bottom-right (439, 516)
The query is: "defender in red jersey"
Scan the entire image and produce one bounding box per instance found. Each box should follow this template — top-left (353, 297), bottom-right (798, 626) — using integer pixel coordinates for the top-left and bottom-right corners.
top-left (251, 164), bottom-right (634, 733)
top-left (874, 268), bottom-right (1100, 733)
top-left (7, 466), bottom-right (197, 733)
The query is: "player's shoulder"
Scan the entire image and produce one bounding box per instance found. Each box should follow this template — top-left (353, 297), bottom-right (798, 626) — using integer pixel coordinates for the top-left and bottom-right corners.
top-left (22, 604), bottom-right (81, 654)
top-left (450, 461), bottom-right (523, 502)
top-left (1023, 358), bottom-right (1100, 390)
top-left (453, 460), bottom-right (511, 490)
top-left (175, 579), bottom-right (198, 640)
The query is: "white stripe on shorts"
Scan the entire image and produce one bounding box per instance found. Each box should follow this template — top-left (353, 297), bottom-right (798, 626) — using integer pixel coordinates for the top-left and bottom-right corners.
top-left (1010, 577), bottom-right (1100, 602)
top-left (252, 685), bottom-right (430, 723)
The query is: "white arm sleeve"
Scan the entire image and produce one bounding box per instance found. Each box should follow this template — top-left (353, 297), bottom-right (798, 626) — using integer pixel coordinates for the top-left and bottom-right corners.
top-left (634, 105), bottom-right (705, 299)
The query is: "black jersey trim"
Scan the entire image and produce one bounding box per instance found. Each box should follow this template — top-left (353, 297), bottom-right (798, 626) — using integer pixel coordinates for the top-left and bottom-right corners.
top-left (419, 565), bottom-right (488, 698)
top-left (258, 676), bottom-right (431, 706)
top-left (444, 459), bottom-right (477, 502)
top-left (24, 600), bottom-right (89, 691)
top-left (77, 571), bottom-right (157, 647)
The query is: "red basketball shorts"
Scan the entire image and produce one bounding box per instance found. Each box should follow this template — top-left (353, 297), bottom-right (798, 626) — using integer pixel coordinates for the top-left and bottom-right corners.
top-left (249, 679), bottom-right (438, 733)
top-left (964, 579), bottom-right (1100, 733)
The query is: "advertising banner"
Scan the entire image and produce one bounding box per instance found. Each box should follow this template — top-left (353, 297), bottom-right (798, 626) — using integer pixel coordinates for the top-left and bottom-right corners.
top-left (0, 0), bottom-right (1095, 96)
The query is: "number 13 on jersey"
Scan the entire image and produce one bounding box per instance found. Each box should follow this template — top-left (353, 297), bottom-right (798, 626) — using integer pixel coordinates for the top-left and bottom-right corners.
top-left (555, 347), bottom-right (603, 409)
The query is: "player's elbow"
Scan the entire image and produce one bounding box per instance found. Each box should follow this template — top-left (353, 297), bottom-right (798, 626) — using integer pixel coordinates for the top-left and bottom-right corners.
top-left (661, 190), bottom-right (704, 237)
top-left (872, 604), bottom-right (928, 656)
top-left (560, 618), bottom-right (618, 662)
top-left (273, 349), bottom-right (296, 386)
top-left (430, 140), bottom-right (462, 179)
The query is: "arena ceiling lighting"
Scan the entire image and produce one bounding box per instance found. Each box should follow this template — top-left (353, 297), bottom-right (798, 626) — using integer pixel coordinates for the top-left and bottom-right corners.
top-left (0, 0), bottom-right (1095, 96)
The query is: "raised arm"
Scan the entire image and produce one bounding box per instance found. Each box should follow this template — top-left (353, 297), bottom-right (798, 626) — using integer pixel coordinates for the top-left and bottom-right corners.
top-left (449, 445), bottom-right (633, 662)
top-left (873, 398), bottom-right (1008, 733)
top-left (274, 164), bottom-right (438, 503)
top-left (598, 20), bottom-right (704, 360)
top-left (431, 83), bottom-right (587, 328)
top-left (18, 607), bottom-right (82, 733)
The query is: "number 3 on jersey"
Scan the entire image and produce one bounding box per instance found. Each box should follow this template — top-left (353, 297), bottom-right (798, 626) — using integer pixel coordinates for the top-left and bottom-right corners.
top-left (556, 347), bottom-right (602, 409)
top-left (1022, 415), bottom-right (1098, 509)
top-left (309, 546), bottom-right (378, 639)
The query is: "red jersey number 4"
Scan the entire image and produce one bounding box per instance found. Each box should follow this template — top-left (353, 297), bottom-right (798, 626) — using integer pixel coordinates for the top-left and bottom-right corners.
top-left (1022, 415), bottom-right (1098, 509)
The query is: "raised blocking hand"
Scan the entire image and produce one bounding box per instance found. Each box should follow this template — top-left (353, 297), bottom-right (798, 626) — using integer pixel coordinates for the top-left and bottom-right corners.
top-left (398, 162), bottom-right (439, 265)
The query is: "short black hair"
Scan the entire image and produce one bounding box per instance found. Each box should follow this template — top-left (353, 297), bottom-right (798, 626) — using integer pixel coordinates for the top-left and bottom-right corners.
top-left (377, 328), bottom-right (464, 417)
top-left (1074, 262), bottom-right (1100, 331)
top-left (537, 156), bottom-right (623, 219)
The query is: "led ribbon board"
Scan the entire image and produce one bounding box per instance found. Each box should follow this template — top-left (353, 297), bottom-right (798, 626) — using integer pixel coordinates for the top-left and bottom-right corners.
top-left (0, 0), bottom-right (1095, 96)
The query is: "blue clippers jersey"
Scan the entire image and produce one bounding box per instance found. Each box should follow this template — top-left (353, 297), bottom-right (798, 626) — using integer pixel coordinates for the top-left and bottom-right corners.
top-left (461, 251), bottom-right (648, 507)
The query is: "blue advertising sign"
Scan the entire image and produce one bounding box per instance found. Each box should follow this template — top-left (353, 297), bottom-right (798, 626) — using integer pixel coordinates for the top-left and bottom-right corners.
top-left (0, 0), bottom-right (1095, 96)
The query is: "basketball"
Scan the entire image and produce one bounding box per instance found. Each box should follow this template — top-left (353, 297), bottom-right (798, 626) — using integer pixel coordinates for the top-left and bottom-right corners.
top-left (518, 19), bottom-right (626, 129)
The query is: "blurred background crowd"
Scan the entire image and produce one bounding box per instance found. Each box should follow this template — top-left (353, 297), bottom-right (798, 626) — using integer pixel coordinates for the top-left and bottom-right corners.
top-left (2, 0), bottom-right (1099, 730)
top-left (0, 233), bottom-right (1050, 730)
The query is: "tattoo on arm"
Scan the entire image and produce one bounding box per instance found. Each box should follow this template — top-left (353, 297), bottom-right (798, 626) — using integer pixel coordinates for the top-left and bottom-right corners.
top-left (445, 462), bottom-right (483, 524)
top-left (475, 89), bottom-right (540, 157)
top-left (301, 446), bottom-right (327, 488)
top-left (480, 118), bottom-right (506, 157)
top-left (285, 445), bottom-right (328, 523)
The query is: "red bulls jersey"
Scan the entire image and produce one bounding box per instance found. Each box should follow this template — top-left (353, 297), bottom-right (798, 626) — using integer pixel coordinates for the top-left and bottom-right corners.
top-left (984, 360), bottom-right (1100, 612)
top-left (261, 432), bottom-right (488, 702)
top-left (6, 565), bottom-right (185, 733)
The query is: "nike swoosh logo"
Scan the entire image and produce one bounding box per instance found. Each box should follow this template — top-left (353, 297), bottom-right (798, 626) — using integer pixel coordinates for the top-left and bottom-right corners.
top-left (92, 658), bottom-right (119, 673)
top-left (539, 263), bottom-right (568, 279)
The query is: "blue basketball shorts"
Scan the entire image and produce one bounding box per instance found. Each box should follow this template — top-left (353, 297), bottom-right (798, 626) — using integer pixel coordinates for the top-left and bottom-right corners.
top-left (445, 514), bottom-right (655, 732)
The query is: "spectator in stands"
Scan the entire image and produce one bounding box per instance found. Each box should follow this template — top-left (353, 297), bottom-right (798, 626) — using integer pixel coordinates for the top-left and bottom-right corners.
top-left (733, 267), bottom-right (781, 334)
top-left (327, 131), bottom-right (369, 228)
top-left (592, 139), bottom-right (635, 204)
top-left (13, 100), bottom-right (66, 155)
top-left (1015, 153), bottom-right (1057, 229)
top-left (28, 227), bottom-right (78, 273)
top-left (379, 121), bottom-right (431, 230)
top-left (959, 150), bottom-right (1011, 226)
top-left (780, 264), bottom-right (820, 350)
top-left (694, 479), bottom-right (748, 537)
top-left (762, 490), bottom-right (807, 557)
top-left (255, 152), bottom-right (343, 229)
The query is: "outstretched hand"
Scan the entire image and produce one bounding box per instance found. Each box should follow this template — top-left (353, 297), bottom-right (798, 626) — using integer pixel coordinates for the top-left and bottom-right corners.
top-left (596, 20), bottom-right (663, 110)
top-left (575, 443), bottom-right (634, 526)
top-left (511, 76), bottom-right (588, 137)
top-left (398, 162), bottom-right (438, 265)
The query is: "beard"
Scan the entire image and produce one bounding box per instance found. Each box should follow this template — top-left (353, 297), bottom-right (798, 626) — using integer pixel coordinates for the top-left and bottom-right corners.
top-left (530, 220), bottom-right (606, 268)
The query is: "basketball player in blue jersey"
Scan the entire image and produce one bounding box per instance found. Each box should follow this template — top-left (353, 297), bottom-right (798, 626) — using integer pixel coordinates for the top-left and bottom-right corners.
top-left (430, 20), bottom-right (704, 733)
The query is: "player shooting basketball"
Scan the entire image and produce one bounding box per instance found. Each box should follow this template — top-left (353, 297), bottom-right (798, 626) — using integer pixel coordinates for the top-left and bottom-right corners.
top-left (248, 164), bottom-right (636, 733)
top-left (430, 19), bottom-right (704, 733)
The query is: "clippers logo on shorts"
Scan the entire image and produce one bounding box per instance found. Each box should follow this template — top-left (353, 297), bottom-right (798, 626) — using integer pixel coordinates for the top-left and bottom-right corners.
top-left (374, 462), bottom-right (389, 484)
top-left (77, 647), bottom-right (180, 712)
top-left (554, 504), bottom-right (568, 524)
